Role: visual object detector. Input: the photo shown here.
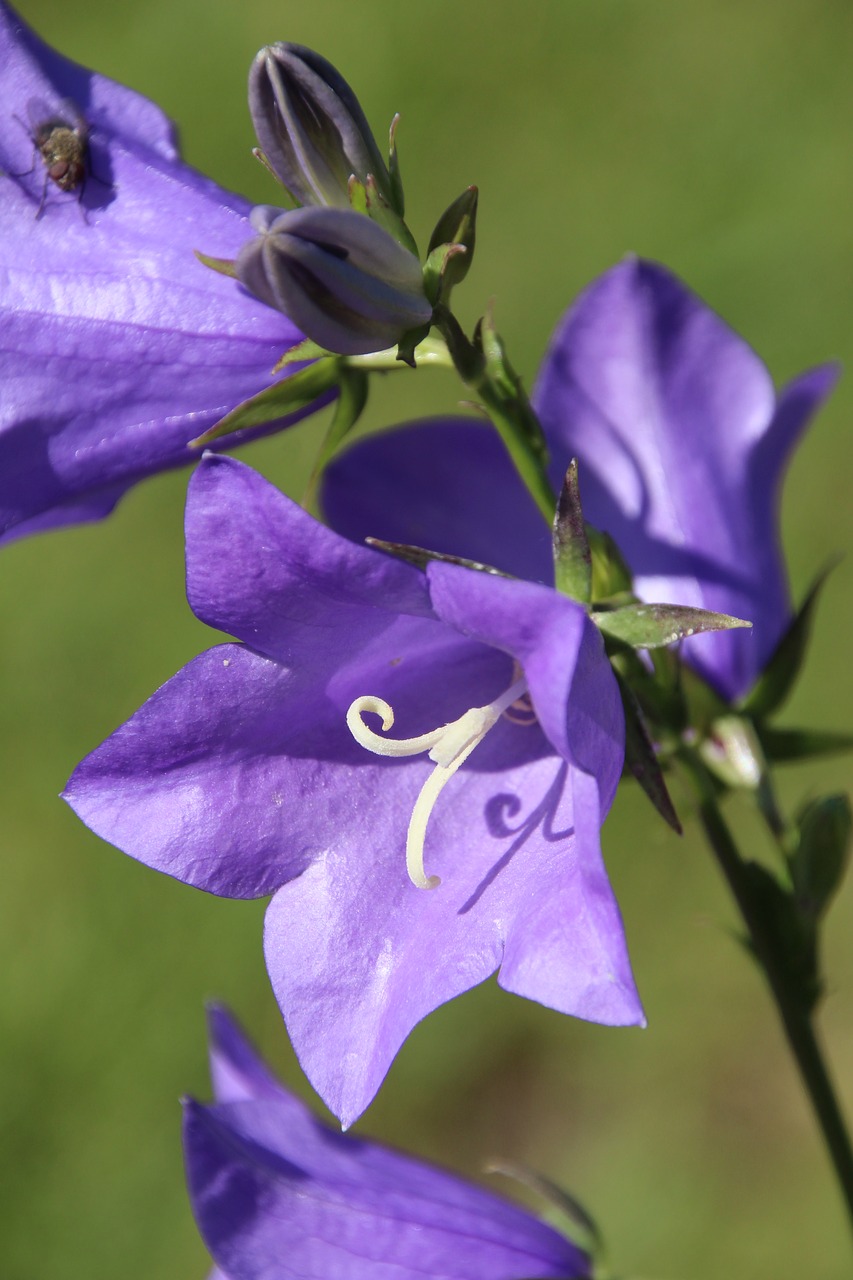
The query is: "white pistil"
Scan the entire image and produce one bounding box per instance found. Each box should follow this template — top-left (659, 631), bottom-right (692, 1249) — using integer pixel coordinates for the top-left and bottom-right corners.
top-left (346, 676), bottom-right (529, 891)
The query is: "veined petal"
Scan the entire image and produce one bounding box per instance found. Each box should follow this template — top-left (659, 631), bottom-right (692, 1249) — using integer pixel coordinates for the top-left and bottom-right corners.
top-left (321, 418), bottom-right (552, 582)
top-left (184, 1090), bottom-right (588, 1279)
top-left (186, 455), bottom-right (434, 662)
top-left (0, 1), bottom-right (321, 539)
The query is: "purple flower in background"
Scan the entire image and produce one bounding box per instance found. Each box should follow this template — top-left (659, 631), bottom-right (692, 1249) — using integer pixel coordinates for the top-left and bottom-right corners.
top-left (186, 1004), bottom-right (592, 1280)
top-left (0, 1), bottom-right (320, 542)
top-left (322, 258), bottom-right (837, 701)
top-left (66, 453), bottom-right (642, 1126)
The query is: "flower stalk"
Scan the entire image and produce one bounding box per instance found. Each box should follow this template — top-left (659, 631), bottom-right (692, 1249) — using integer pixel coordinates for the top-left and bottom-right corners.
top-left (679, 745), bottom-right (853, 1239)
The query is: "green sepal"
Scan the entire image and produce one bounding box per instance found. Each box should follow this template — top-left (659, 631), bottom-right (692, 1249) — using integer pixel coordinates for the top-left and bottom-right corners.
top-left (739, 860), bottom-right (821, 1013)
top-left (347, 175), bottom-right (369, 216)
top-left (314, 367), bottom-right (368, 472)
top-left (757, 725), bottom-right (853, 764)
top-left (363, 172), bottom-right (418, 255)
top-left (194, 250), bottom-right (238, 279)
top-left (740, 560), bottom-right (839, 719)
top-left (252, 149), bottom-right (300, 207)
top-left (477, 309), bottom-right (550, 467)
top-left (189, 358), bottom-right (339, 448)
top-left (790, 794), bottom-right (852, 923)
top-left (366, 538), bottom-right (510, 577)
top-left (422, 242), bottom-right (469, 307)
top-left (594, 602), bottom-right (751, 649)
top-left (426, 186), bottom-right (478, 295)
top-left (387, 113), bottom-right (405, 216)
top-left (272, 338), bottom-right (333, 373)
top-left (396, 321), bottom-right (434, 368)
top-left (552, 460), bottom-right (592, 604)
top-left (614, 668), bottom-right (682, 833)
top-left (586, 527), bottom-right (633, 604)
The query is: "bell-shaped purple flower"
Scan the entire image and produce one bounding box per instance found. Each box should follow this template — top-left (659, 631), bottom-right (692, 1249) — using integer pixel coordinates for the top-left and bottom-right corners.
top-left (186, 1005), bottom-right (591, 1280)
top-left (321, 258), bottom-right (838, 702)
top-left (65, 453), bottom-right (642, 1126)
top-left (0, 1), bottom-right (322, 542)
top-left (249, 43), bottom-right (399, 213)
top-left (236, 205), bottom-right (432, 356)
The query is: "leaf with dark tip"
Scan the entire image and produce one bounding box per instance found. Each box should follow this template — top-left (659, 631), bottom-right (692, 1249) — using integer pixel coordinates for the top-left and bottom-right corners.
top-left (365, 538), bottom-right (510, 577)
top-left (595, 602), bottom-right (751, 649)
top-left (272, 337), bottom-right (332, 372)
top-left (552, 460), bottom-right (592, 604)
top-left (614, 669), bottom-right (682, 833)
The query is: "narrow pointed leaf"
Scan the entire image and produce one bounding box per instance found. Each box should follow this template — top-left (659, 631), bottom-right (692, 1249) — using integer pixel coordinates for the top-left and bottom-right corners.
top-left (190, 358), bottom-right (339, 447)
top-left (312, 367), bottom-right (368, 474)
top-left (740, 560), bottom-right (840, 719)
top-left (757, 725), bottom-right (853, 763)
top-left (272, 337), bottom-right (332, 372)
top-left (366, 538), bottom-right (510, 577)
top-left (194, 250), bottom-right (238, 279)
top-left (552, 460), bottom-right (592, 604)
top-left (595, 602), bottom-right (751, 649)
top-left (614, 668), bottom-right (682, 833)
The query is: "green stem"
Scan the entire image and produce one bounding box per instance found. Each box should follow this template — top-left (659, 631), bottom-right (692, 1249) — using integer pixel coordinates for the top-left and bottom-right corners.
top-left (681, 748), bottom-right (853, 1235)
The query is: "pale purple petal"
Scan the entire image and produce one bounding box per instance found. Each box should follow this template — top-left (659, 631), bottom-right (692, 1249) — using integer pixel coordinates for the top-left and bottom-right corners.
top-left (184, 1023), bottom-right (590, 1280)
top-left (321, 418), bottom-right (552, 581)
top-left (0, 2), bottom-right (322, 540)
top-left (265, 739), bottom-right (640, 1128)
top-left (533, 257), bottom-right (835, 698)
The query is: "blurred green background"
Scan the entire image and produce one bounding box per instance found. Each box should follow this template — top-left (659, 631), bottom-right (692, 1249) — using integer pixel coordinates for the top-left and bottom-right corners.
top-left (3, 0), bottom-right (853, 1276)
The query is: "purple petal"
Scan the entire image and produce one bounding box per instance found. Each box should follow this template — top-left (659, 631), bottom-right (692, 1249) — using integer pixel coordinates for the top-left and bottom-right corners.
top-left (265, 732), bottom-right (640, 1126)
top-left (533, 257), bottom-right (831, 698)
top-left (0, 2), bottom-right (321, 539)
top-left (186, 454), bottom-right (434, 660)
top-left (321, 418), bottom-right (552, 581)
top-left (183, 1093), bottom-right (589, 1279)
top-left (207, 1004), bottom-right (287, 1104)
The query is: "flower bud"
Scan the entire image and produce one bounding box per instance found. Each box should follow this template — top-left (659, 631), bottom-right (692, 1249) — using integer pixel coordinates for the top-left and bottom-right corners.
top-left (249, 43), bottom-right (400, 214)
top-left (236, 206), bottom-right (433, 356)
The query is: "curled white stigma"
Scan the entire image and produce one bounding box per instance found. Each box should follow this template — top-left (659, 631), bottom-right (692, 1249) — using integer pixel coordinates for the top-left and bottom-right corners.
top-left (346, 676), bottom-right (529, 890)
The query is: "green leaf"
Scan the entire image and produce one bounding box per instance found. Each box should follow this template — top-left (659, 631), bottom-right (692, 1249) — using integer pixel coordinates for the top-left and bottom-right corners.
top-left (615, 669), bottom-right (682, 833)
top-left (791, 794), bottom-right (852, 922)
top-left (594, 602), bottom-right (751, 649)
top-left (387, 112), bottom-right (405, 216)
top-left (189, 358), bottom-right (339, 447)
top-left (586, 527), bottom-right (633, 604)
top-left (740, 859), bottom-right (821, 1013)
top-left (740, 560), bottom-right (840, 719)
top-left (757, 725), bottom-right (853, 764)
top-left (422, 242), bottom-right (469, 307)
top-left (552, 460), bottom-right (592, 604)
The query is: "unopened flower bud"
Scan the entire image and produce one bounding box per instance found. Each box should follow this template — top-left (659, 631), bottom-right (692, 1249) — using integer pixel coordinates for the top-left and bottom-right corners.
top-left (249, 43), bottom-right (400, 214)
top-left (236, 206), bottom-right (433, 356)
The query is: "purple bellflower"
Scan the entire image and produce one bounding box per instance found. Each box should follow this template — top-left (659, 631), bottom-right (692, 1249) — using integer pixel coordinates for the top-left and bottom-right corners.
top-left (66, 452), bottom-right (642, 1127)
top-left (186, 1005), bottom-right (591, 1280)
top-left (322, 258), bottom-right (838, 702)
top-left (0, 1), bottom-right (321, 542)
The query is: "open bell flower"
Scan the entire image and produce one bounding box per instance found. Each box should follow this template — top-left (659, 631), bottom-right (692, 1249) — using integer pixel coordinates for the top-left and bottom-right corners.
top-left (0, 1), bottom-right (322, 543)
top-left (65, 452), bottom-right (642, 1127)
top-left (322, 257), bottom-right (838, 702)
top-left (186, 1005), bottom-right (592, 1280)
